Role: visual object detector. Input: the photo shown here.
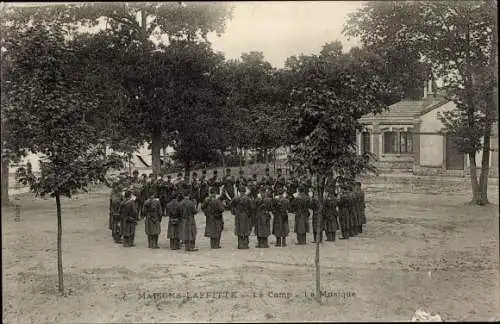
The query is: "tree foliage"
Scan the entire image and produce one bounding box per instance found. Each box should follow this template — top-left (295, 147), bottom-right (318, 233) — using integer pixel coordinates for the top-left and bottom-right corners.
top-left (3, 23), bottom-right (124, 293)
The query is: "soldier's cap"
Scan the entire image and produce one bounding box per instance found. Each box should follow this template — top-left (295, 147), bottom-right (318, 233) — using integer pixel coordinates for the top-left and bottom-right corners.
top-left (202, 169), bottom-right (207, 174)
top-left (192, 172), bottom-right (198, 177)
top-left (226, 168), bottom-right (231, 172)
top-left (133, 170), bottom-right (139, 175)
top-left (213, 170), bottom-right (218, 174)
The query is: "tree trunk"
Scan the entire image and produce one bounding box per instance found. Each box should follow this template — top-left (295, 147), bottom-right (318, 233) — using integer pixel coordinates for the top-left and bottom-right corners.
top-left (184, 161), bottom-right (191, 180)
top-left (468, 153), bottom-right (480, 204)
top-left (315, 174), bottom-right (326, 304)
top-left (264, 148), bottom-right (269, 166)
top-left (478, 123), bottom-right (492, 205)
top-left (151, 128), bottom-right (162, 176)
top-left (273, 149), bottom-right (277, 173)
top-left (55, 193), bottom-right (64, 294)
top-left (478, 15), bottom-right (498, 206)
top-left (1, 157), bottom-right (9, 206)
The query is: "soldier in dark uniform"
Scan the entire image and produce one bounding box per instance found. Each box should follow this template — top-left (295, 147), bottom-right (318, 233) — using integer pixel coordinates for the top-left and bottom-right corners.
top-left (337, 189), bottom-right (350, 240)
top-left (287, 170), bottom-right (299, 201)
top-left (202, 187), bottom-right (225, 249)
top-left (324, 195), bottom-right (338, 242)
top-left (179, 189), bottom-right (198, 252)
top-left (121, 191), bottom-right (139, 247)
top-left (164, 175), bottom-right (175, 204)
top-left (355, 182), bottom-right (366, 233)
top-left (291, 185), bottom-right (311, 245)
top-left (109, 188), bottom-right (123, 243)
top-left (130, 170), bottom-right (140, 185)
top-left (311, 195), bottom-right (325, 243)
top-left (222, 168), bottom-right (236, 207)
top-left (254, 190), bottom-right (273, 248)
top-left (166, 194), bottom-right (182, 250)
top-left (273, 168), bottom-right (287, 195)
top-left (191, 172), bottom-right (200, 207)
top-left (199, 170), bottom-right (210, 208)
top-left (156, 175), bottom-right (169, 216)
top-left (142, 192), bottom-right (162, 249)
top-left (230, 186), bottom-right (253, 249)
top-left (235, 169), bottom-right (248, 194)
top-left (208, 169), bottom-right (221, 195)
top-left (272, 187), bottom-right (290, 247)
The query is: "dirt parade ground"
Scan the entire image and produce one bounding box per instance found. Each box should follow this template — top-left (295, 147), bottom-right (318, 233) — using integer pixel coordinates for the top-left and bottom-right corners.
top-left (2, 183), bottom-right (499, 323)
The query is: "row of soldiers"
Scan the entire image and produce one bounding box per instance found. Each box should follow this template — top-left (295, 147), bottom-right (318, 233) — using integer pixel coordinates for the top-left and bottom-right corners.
top-left (108, 167), bottom-right (366, 251)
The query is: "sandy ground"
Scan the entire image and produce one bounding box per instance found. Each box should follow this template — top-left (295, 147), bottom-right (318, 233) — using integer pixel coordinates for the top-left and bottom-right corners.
top-left (2, 182), bottom-right (499, 323)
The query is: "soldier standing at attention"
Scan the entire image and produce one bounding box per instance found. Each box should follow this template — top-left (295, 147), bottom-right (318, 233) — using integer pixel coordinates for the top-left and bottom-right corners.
top-left (191, 172), bottom-right (200, 208)
top-left (355, 181), bottom-right (366, 233)
top-left (202, 187), bottom-right (225, 249)
top-left (271, 187), bottom-right (290, 247)
top-left (109, 188), bottom-right (123, 243)
top-left (199, 170), bottom-right (210, 209)
top-left (222, 168), bottom-right (236, 206)
top-left (235, 169), bottom-right (248, 195)
top-left (287, 169), bottom-right (299, 202)
top-left (179, 189), bottom-right (199, 252)
top-left (337, 188), bottom-right (350, 240)
top-left (254, 190), bottom-right (273, 248)
top-left (121, 191), bottom-right (139, 247)
top-left (142, 192), bottom-right (162, 249)
top-left (208, 169), bottom-right (220, 195)
top-left (166, 194), bottom-right (182, 250)
top-left (324, 195), bottom-right (338, 242)
top-left (273, 168), bottom-right (287, 195)
top-left (156, 174), bottom-right (169, 216)
top-left (291, 185), bottom-right (311, 245)
top-left (346, 186), bottom-right (358, 237)
top-left (230, 186), bottom-right (253, 249)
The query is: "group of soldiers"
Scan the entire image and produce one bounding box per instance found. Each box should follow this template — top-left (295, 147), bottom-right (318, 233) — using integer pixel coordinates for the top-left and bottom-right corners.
top-left (108, 167), bottom-right (366, 252)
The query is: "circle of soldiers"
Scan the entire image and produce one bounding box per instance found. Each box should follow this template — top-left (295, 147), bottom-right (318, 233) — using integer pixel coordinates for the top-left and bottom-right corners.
top-left (108, 167), bottom-right (366, 252)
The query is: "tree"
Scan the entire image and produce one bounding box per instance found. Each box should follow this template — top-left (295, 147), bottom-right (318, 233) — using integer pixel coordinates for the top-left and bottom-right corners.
top-left (343, 2), bottom-right (432, 103)
top-left (287, 44), bottom-right (391, 303)
top-left (3, 23), bottom-right (123, 293)
top-left (166, 42), bottom-right (230, 176)
top-left (225, 52), bottom-right (293, 165)
top-left (344, 0), bottom-right (497, 205)
top-left (2, 2), bottom-right (234, 176)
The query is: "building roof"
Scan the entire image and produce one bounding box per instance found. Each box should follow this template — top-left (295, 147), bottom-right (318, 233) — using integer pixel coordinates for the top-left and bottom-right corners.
top-left (360, 97), bottom-right (449, 122)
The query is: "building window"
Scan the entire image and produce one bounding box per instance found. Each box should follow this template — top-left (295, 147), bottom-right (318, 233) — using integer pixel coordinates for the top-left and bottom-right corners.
top-left (383, 130), bottom-right (413, 154)
top-left (384, 132), bottom-right (398, 153)
top-left (400, 132), bottom-right (413, 153)
top-left (362, 132), bottom-right (371, 153)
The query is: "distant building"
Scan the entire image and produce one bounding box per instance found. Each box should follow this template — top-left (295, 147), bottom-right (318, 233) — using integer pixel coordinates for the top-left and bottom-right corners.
top-left (358, 82), bottom-right (498, 176)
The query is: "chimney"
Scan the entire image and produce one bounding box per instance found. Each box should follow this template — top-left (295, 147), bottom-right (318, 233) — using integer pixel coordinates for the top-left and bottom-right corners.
top-left (423, 81), bottom-right (428, 99)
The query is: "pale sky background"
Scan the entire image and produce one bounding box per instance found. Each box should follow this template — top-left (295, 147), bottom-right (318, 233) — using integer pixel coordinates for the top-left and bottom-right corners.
top-left (6, 1), bottom-right (364, 68)
top-left (208, 1), bottom-right (364, 67)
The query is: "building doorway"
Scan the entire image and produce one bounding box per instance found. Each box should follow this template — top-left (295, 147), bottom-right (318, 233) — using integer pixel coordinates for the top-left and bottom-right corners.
top-left (445, 135), bottom-right (465, 170)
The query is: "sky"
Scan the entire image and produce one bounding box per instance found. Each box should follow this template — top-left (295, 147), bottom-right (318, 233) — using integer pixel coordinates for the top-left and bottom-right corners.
top-left (6, 1), bottom-right (364, 68)
top-left (208, 1), bottom-right (364, 67)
